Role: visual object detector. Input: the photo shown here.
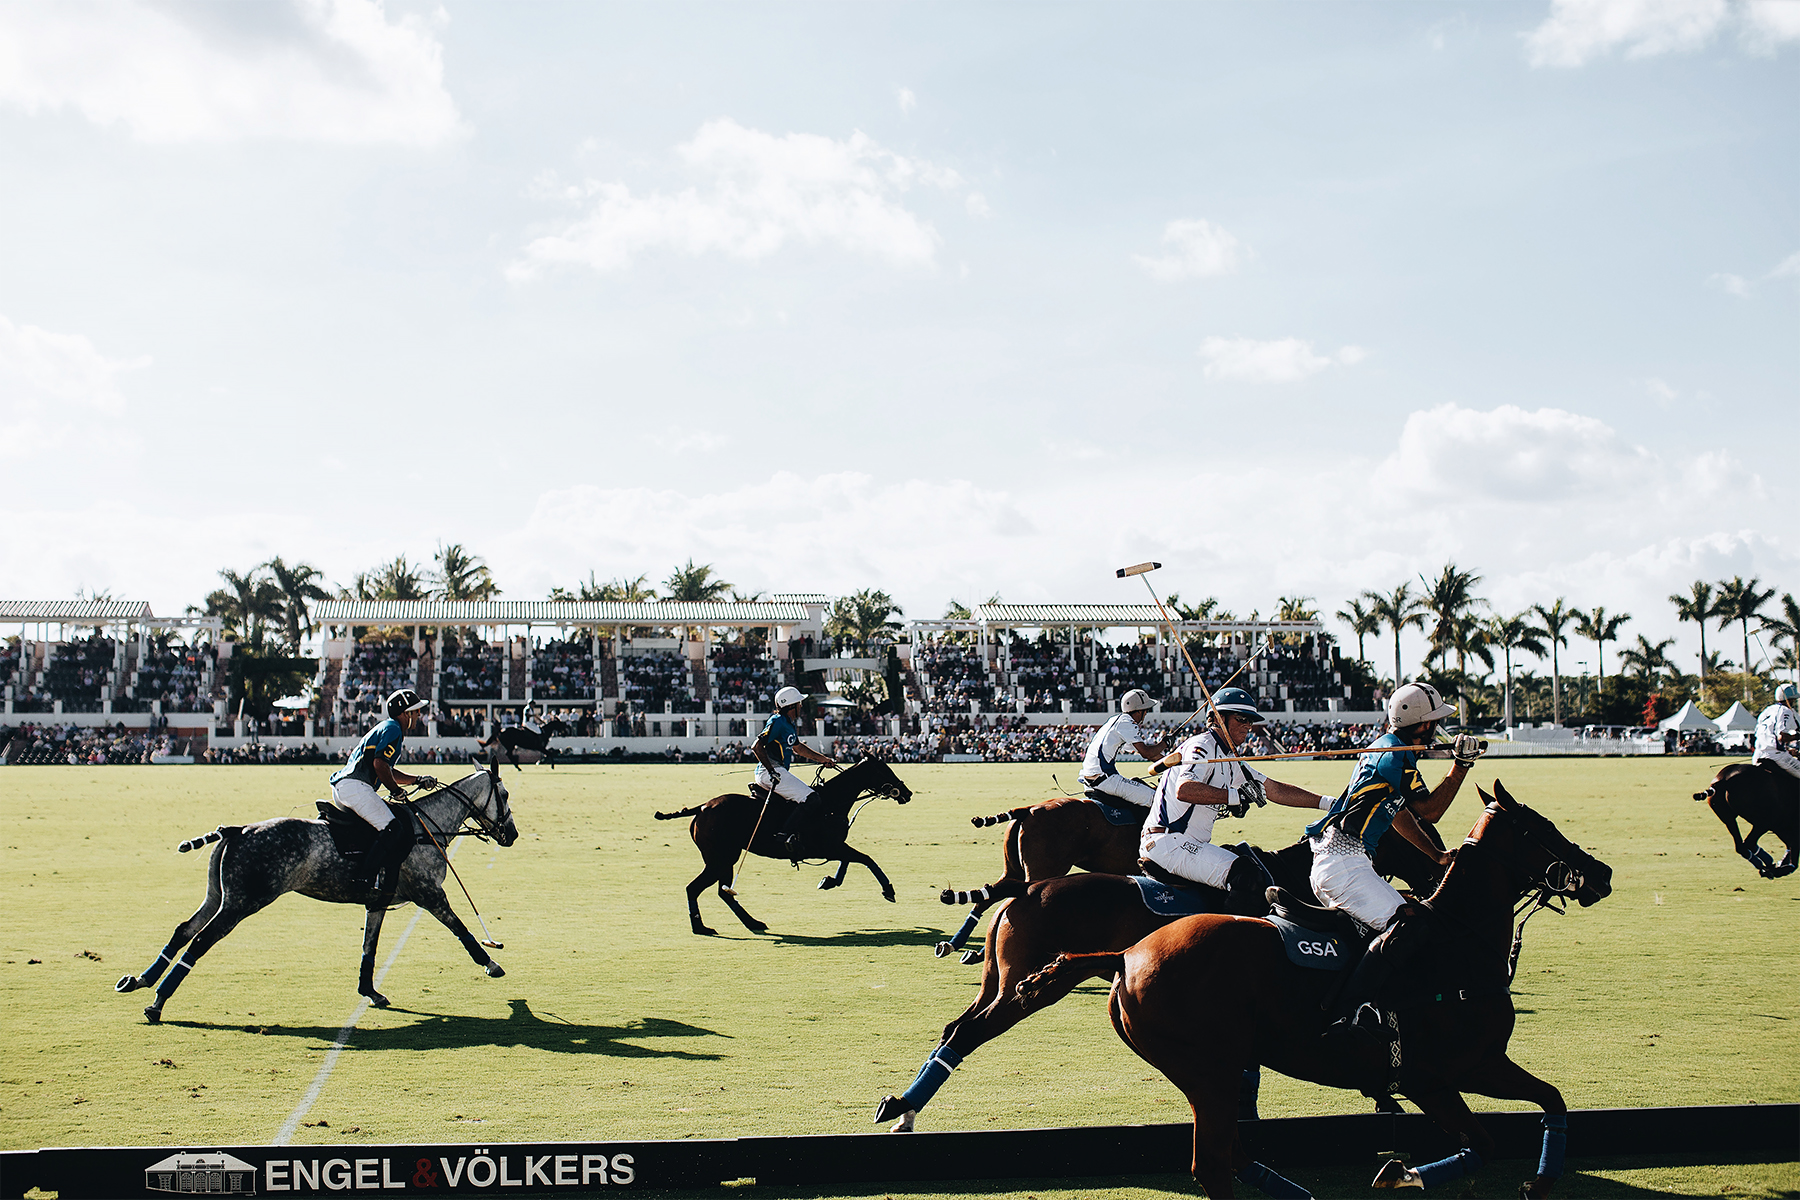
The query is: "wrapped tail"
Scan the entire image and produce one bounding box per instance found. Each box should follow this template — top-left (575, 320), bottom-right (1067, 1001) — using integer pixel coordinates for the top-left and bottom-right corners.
top-left (177, 826), bottom-right (239, 853)
top-left (938, 877), bottom-right (1027, 907)
top-left (1016, 950), bottom-right (1124, 1008)
top-left (971, 806), bottom-right (1033, 829)
top-left (654, 804), bottom-right (707, 821)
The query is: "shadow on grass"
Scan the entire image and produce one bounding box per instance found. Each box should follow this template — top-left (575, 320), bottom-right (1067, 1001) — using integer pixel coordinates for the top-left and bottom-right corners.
top-left (767, 927), bottom-right (949, 949)
top-left (165, 999), bottom-right (729, 1059)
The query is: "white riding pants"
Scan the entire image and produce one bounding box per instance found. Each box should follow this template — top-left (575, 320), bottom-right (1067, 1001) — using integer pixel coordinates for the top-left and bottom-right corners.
top-left (754, 763), bottom-right (815, 804)
top-left (1309, 827), bottom-right (1404, 934)
top-left (1141, 802), bottom-right (1237, 889)
top-left (1754, 749), bottom-right (1800, 781)
top-left (331, 778), bottom-right (395, 830)
top-left (1084, 773), bottom-right (1157, 807)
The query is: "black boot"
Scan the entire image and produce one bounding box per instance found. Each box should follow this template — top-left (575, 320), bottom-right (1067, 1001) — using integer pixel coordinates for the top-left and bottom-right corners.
top-left (775, 804), bottom-right (813, 858)
top-left (1327, 909), bottom-right (1429, 1041)
top-left (364, 820), bottom-right (415, 909)
top-left (1224, 857), bottom-right (1268, 917)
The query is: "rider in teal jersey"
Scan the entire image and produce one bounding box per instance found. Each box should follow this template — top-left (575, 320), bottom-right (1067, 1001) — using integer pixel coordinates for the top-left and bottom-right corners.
top-left (330, 688), bottom-right (436, 907)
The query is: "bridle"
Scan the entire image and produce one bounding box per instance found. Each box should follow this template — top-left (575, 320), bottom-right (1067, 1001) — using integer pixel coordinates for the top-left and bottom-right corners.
top-left (413, 774), bottom-right (512, 845)
top-left (1481, 801), bottom-right (1595, 982)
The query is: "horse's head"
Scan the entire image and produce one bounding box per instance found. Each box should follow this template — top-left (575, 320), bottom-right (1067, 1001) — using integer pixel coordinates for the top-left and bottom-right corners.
top-left (855, 754), bottom-right (912, 804)
top-left (476, 762), bottom-right (520, 846)
top-left (1474, 780), bottom-right (1612, 908)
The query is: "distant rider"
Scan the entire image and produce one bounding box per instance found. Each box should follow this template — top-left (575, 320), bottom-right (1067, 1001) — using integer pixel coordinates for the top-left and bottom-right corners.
top-left (1754, 682), bottom-right (1800, 801)
top-left (328, 688), bottom-right (436, 908)
top-left (1078, 688), bottom-right (1166, 808)
top-left (1140, 686), bottom-right (1334, 914)
top-left (755, 686), bottom-right (838, 854)
top-left (1305, 681), bottom-right (1481, 1039)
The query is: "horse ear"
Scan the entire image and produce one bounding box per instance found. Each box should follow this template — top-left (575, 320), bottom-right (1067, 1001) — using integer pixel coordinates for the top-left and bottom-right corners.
top-left (1492, 779), bottom-right (1512, 806)
top-left (1477, 785), bottom-right (1494, 806)
top-left (488, 759), bottom-right (500, 786)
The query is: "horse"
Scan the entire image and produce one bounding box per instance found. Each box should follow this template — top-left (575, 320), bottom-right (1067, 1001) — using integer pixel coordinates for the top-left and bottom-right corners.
top-left (1694, 761), bottom-right (1798, 878)
top-left (874, 825), bottom-right (1448, 1132)
top-left (653, 756), bottom-right (914, 936)
top-left (935, 792), bottom-right (1144, 962)
top-left (116, 766), bottom-right (518, 1023)
top-left (480, 715), bottom-right (571, 771)
top-left (1026, 780), bottom-right (1612, 1199)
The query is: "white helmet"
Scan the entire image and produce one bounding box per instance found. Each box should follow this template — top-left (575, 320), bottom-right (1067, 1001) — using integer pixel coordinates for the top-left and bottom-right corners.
top-left (774, 686), bottom-right (805, 710)
top-left (1388, 681), bottom-right (1456, 729)
top-left (1120, 688), bottom-right (1154, 714)
top-left (1777, 682), bottom-right (1799, 704)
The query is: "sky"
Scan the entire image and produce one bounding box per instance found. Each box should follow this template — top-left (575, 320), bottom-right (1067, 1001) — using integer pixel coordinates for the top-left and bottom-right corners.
top-left (1, 0), bottom-right (1795, 680)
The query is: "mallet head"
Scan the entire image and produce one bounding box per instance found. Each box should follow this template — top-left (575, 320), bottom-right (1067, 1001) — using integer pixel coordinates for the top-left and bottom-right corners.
top-left (1116, 562), bottom-right (1162, 578)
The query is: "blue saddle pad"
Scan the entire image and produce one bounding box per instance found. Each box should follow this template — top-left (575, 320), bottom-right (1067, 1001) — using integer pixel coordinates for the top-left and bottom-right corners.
top-left (1130, 875), bottom-right (1218, 917)
top-left (1086, 796), bottom-right (1144, 826)
top-left (1266, 913), bottom-right (1354, 971)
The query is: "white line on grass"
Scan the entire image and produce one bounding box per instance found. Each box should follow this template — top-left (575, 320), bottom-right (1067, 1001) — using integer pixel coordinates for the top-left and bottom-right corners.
top-left (273, 839), bottom-right (465, 1145)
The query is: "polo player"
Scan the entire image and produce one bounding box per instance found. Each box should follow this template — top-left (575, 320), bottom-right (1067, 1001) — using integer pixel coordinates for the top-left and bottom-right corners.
top-left (328, 688), bottom-right (437, 908)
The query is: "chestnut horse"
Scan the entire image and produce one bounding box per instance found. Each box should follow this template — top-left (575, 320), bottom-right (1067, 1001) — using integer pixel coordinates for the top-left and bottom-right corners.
top-left (1694, 761), bottom-right (1797, 878)
top-left (874, 826), bottom-right (1449, 1132)
top-left (1030, 781), bottom-right (1612, 1199)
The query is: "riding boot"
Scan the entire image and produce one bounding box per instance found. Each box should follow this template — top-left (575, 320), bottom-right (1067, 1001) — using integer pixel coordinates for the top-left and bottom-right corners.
top-left (364, 820), bottom-right (414, 909)
top-left (1328, 910), bottom-right (1428, 1039)
top-left (1224, 857), bottom-right (1267, 917)
top-left (775, 803), bottom-right (813, 858)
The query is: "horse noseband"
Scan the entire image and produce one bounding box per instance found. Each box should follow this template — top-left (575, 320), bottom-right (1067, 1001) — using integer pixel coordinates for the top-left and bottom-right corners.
top-left (1545, 861), bottom-right (1582, 895)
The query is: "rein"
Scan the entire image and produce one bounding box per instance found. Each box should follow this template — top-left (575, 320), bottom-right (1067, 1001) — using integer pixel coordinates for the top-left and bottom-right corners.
top-left (1426, 803), bottom-right (1589, 983)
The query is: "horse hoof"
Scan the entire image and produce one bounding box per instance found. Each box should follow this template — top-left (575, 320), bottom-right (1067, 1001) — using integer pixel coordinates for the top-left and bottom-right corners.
top-left (1371, 1158), bottom-right (1420, 1188)
top-left (873, 1095), bottom-right (911, 1125)
top-left (933, 941), bottom-right (954, 958)
top-left (143, 1004), bottom-right (163, 1024)
top-left (116, 975), bottom-right (142, 993)
top-left (818, 877), bottom-right (839, 890)
top-left (692, 925), bottom-right (719, 937)
top-left (484, 962), bottom-right (505, 978)
top-left (746, 922), bottom-right (769, 934)
top-left (888, 1110), bottom-right (916, 1133)
top-left (361, 989), bottom-right (390, 1008)
top-left (882, 890), bottom-right (896, 903)
top-left (959, 948), bottom-right (985, 966)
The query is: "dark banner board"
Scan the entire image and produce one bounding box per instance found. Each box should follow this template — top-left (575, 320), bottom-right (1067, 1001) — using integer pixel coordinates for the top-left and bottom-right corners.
top-left (3, 1105), bottom-right (1794, 1199)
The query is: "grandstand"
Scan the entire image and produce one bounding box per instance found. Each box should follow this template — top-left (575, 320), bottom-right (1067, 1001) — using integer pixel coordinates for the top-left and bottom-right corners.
top-left (0, 601), bottom-right (225, 728)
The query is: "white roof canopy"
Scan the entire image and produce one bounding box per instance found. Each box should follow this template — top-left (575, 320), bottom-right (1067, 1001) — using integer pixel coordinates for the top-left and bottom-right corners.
top-left (1657, 700), bottom-right (1718, 731)
top-left (1713, 701), bottom-right (1758, 731)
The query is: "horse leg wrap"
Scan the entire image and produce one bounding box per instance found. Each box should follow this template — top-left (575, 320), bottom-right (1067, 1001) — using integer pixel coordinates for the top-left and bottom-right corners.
top-left (139, 950), bottom-right (175, 987)
top-left (1537, 1113), bottom-right (1567, 1180)
top-left (1414, 1147), bottom-right (1482, 1187)
top-left (895, 1043), bottom-right (964, 1113)
top-left (155, 955), bottom-right (197, 1001)
top-left (1237, 1160), bottom-right (1311, 1199)
top-left (948, 910), bottom-right (982, 951)
top-left (1238, 1065), bottom-right (1261, 1121)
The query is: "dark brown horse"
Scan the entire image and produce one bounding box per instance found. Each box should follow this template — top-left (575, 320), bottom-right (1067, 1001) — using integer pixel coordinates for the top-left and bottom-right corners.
top-left (1694, 761), bottom-right (1797, 878)
top-left (1030, 781), bottom-right (1612, 1199)
top-left (874, 827), bottom-right (1449, 1131)
top-left (935, 794), bottom-right (1143, 961)
top-left (654, 756), bottom-right (913, 936)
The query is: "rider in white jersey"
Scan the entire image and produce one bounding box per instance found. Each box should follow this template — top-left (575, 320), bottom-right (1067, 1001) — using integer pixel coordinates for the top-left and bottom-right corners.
top-left (1078, 689), bottom-right (1165, 807)
top-left (1754, 682), bottom-right (1800, 790)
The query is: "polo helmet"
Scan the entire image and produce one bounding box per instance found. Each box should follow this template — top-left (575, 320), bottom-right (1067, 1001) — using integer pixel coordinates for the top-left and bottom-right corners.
top-left (1120, 688), bottom-right (1154, 714)
top-left (774, 686), bottom-right (805, 711)
top-left (1388, 681), bottom-right (1456, 728)
top-left (1210, 687), bottom-right (1264, 723)
top-left (1777, 682), bottom-right (1799, 704)
top-left (386, 688), bottom-right (428, 718)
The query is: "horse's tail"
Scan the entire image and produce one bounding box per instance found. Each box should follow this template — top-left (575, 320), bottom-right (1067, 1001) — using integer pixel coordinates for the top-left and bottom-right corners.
top-left (971, 806), bottom-right (1033, 829)
top-left (1016, 950), bottom-right (1124, 1010)
top-left (1694, 785), bottom-right (1715, 802)
top-left (178, 826), bottom-right (240, 854)
top-left (938, 877), bottom-right (1028, 908)
top-left (654, 804), bottom-right (707, 821)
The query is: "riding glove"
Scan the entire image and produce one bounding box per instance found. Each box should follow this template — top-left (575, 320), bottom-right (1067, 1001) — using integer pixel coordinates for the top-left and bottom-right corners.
top-left (1451, 734), bottom-right (1486, 767)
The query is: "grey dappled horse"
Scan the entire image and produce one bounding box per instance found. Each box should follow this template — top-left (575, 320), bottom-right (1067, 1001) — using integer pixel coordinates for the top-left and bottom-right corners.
top-left (116, 766), bottom-right (518, 1022)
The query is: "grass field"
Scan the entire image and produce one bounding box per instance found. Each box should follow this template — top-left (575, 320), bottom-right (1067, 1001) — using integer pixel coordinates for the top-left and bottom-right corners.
top-left (2, 759), bottom-right (1795, 1196)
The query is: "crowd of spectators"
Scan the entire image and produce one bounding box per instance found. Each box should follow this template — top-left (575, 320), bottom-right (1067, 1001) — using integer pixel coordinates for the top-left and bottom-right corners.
top-left (1096, 641), bottom-right (1165, 699)
top-left (709, 644), bottom-right (779, 714)
top-left (1, 722), bottom-right (169, 764)
top-left (438, 643), bottom-right (502, 701)
top-left (913, 641), bottom-right (995, 714)
top-left (620, 650), bottom-right (702, 713)
top-left (132, 636), bottom-right (216, 714)
top-left (1004, 635), bottom-right (1085, 712)
top-left (529, 637), bottom-right (595, 701)
top-left (341, 640), bottom-right (416, 717)
top-left (41, 636), bottom-right (116, 713)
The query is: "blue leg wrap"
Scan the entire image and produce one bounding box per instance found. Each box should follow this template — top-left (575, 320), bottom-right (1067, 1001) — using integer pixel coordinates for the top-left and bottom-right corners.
top-left (155, 956), bottom-right (195, 1001)
top-left (896, 1043), bottom-right (964, 1112)
top-left (1238, 1065), bottom-right (1262, 1120)
top-left (1415, 1147), bottom-right (1482, 1187)
top-left (1538, 1113), bottom-right (1568, 1179)
top-left (1237, 1160), bottom-right (1311, 1199)
top-left (948, 910), bottom-right (982, 950)
top-left (140, 950), bottom-right (174, 986)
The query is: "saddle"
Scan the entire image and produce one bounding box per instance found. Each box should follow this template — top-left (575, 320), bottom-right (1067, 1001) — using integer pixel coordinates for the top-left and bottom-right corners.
top-left (315, 801), bottom-right (414, 859)
top-left (1082, 789), bottom-right (1145, 826)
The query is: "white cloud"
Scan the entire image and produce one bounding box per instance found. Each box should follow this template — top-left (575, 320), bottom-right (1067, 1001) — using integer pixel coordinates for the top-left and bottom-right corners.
top-left (512, 120), bottom-right (973, 276)
top-left (1707, 271), bottom-right (1753, 296)
top-left (1383, 403), bottom-right (1660, 500)
top-left (1197, 336), bottom-right (1365, 384)
top-left (0, 0), bottom-right (463, 144)
top-left (1133, 218), bottom-right (1249, 280)
top-left (966, 192), bottom-right (992, 219)
top-left (0, 315), bottom-right (147, 417)
top-left (897, 87), bottom-right (917, 115)
top-left (1644, 377), bottom-right (1678, 402)
top-left (1769, 251), bottom-right (1800, 278)
top-left (1524, 0), bottom-right (1797, 66)
top-left (1705, 250), bottom-right (1800, 296)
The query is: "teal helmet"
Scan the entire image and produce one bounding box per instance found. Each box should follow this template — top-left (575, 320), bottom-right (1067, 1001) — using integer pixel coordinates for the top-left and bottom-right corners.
top-left (1778, 682), bottom-right (1799, 703)
top-left (1210, 687), bottom-right (1264, 723)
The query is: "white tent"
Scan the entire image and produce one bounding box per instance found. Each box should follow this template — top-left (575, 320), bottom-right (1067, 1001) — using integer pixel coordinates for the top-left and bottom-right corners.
top-left (1714, 701), bottom-right (1758, 732)
top-left (1658, 700), bottom-right (1718, 731)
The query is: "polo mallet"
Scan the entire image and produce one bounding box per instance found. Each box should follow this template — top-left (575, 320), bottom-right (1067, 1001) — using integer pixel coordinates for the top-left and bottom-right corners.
top-left (411, 786), bottom-right (503, 949)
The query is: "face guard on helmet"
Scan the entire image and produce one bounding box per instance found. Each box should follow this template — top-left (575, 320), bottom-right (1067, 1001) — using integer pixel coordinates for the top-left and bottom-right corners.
top-left (774, 686), bottom-right (805, 711)
top-left (1388, 681), bottom-right (1456, 729)
top-left (1119, 688), bottom-right (1154, 715)
top-left (386, 688), bottom-right (428, 719)
top-left (1209, 686), bottom-right (1264, 724)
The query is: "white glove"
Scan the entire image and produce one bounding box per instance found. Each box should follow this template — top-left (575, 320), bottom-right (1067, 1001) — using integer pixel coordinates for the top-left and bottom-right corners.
top-left (1451, 734), bottom-right (1486, 767)
top-left (1238, 777), bottom-right (1268, 809)
top-left (1226, 787), bottom-right (1247, 819)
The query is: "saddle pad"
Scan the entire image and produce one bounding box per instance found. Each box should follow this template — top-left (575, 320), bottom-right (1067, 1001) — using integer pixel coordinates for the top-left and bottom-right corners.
top-left (1266, 913), bottom-right (1354, 971)
top-left (1087, 796), bottom-right (1145, 826)
top-left (1130, 874), bottom-right (1217, 917)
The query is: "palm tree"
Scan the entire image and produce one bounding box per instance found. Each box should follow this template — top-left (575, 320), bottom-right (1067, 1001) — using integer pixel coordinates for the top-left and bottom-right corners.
top-left (1532, 598), bottom-right (1575, 725)
top-left (826, 589), bottom-right (905, 644)
top-left (1514, 669), bottom-right (1541, 721)
top-left (431, 543), bottom-right (500, 601)
top-left (1367, 584), bottom-right (1427, 689)
top-left (662, 560), bottom-right (732, 603)
top-left (1669, 581), bottom-right (1720, 682)
top-left (1421, 564), bottom-right (1485, 673)
top-left (197, 567), bottom-right (282, 649)
top-left (263, 557), bottom-right (332, 652)
top-left (1574, 606), bottom-right (1630, 699)
top-left (599, 574), bottom-right (657, 603)
top-left (1336, 597), bottom-right (1379, 664)
top-left (1759, 592), bottom-right (1799, 686)
top-left (370, 556), bottom-right (427, 601)
top-left (1620, 634), bottom-right (1676, 683)
top-left (1170, 594), bottom-right (1221, 622)
top-left (1716, 576), bottom-right (1777, 700)
top-left (1484, 611), bottom-right (1548, 729)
